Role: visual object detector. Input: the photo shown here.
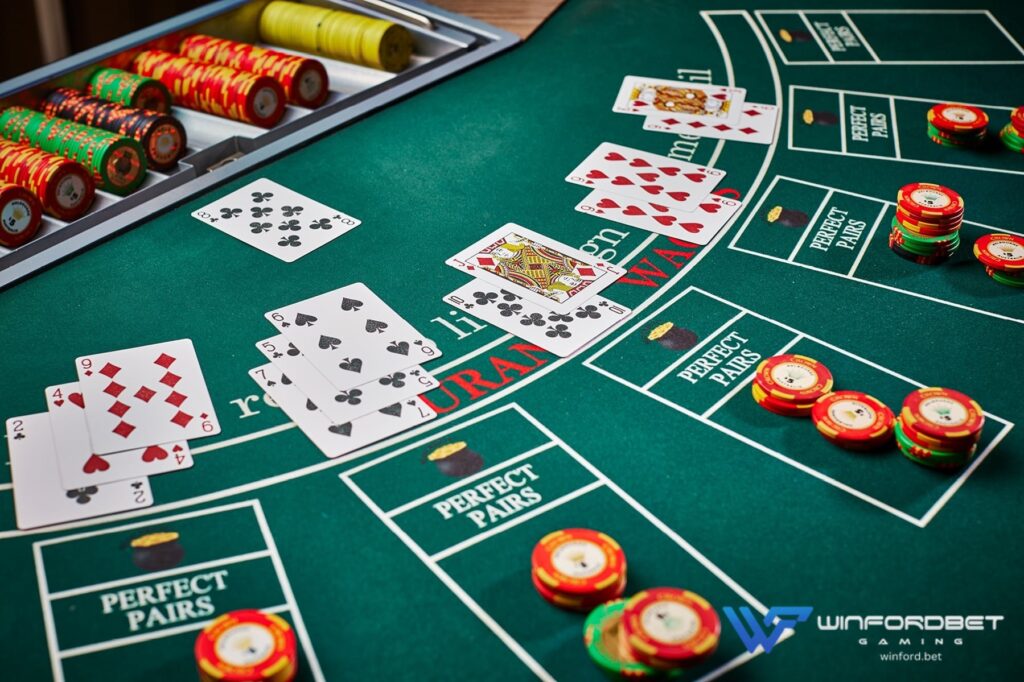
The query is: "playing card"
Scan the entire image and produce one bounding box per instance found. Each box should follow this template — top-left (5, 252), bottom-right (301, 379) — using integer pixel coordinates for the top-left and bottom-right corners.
top-left (575, 191), bottom-right (742, 246)
top-left (265, 283), bottom-right (442, 392)
top-left (612, 75), bottom-right (746, 123)
top-left (46, 382), bottom-right (192, 489)
top-left (255, 335), bottom-right (439, 423)
top-left (443, 280), bottom-right (631, 358)
top-left (447, 223), bottom-right (626, 312)
top-left (191, 178), bottom-right (361, 262)
top-left (566, 142), bottom-right (726, 212)
top-left (249, 363), bottom-right (437, 459)
top-left (75, 339), bottom-right (221, 455)
top-left (5, 413), bottom-right (153, 530)
top-left (643, 102), bottom-right (779, 145)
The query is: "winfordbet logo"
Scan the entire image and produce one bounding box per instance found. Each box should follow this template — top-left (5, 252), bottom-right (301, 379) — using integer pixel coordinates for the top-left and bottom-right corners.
top-left (723, 606), bottom-right (814, 654)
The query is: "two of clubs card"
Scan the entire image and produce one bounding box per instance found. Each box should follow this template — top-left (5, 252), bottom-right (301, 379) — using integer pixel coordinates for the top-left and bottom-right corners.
top-left (613, 74), bottom-right (779, 145)
top-left (249, 282), bottom-right (443, 459)
top-left (5, 338), bottom-right (221, 530)
top-left (442, 223), bottom-right (633, 357)
top-left (567, 141), bottom-right (741, 246)
top-left (191, 178), bottom-right (361, 263)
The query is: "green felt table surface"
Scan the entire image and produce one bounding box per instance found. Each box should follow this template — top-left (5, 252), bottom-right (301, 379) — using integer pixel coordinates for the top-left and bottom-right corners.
top-left (2, 1), bottom-right (1024, 680)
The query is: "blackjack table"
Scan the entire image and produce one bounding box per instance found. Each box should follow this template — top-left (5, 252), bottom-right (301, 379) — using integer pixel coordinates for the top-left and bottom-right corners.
top-left (0, 1), bottom-right (1022, 680)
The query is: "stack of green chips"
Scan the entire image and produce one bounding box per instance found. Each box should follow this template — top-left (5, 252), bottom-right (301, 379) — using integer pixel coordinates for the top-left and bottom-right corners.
top-left (0, 107), bottom-right (146, 194)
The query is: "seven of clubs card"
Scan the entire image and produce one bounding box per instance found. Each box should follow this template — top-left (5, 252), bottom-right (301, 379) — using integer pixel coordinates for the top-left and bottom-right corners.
top-left (192, 178), bottom-right (361, 262)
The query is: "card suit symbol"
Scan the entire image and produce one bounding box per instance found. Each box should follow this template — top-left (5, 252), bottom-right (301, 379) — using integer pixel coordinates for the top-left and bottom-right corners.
top-left (267, 380), bottom-right (277, 387)
top-left (170, 411), bottom-right (194, 428)
top-left (154, 353), bottom-right (176, 369)
top-left (340, 297), bottom-right (362, 311)
top-left (713, 124), bottom-right (732, 132)
top-left (699, 202), bottom-right (721, 213)
top-left (278, 219), bottom-right (301, 231)
top-left (668, 191), bottom-right (690, 201)
top-left (278, 235), bottom-right (301, 247)
top-left (650, 203), bottom-right (670, 213)
top-left (113, 421), bottom-right (135, 438)
top-left (109, 401), bottom-right (130, 417)
top-left (654, 215), bottom-right (676, 226)
top-left (338, 358), bottom-right (363, 373)
top-left (67, 486), bottom-right (97, 504)
top-left (611, 176), bottom-right (634, 186)
top-left (545, 324), bottom-right (572, 339)
top-left (380, 372), bottom-right (406, 388)
top-left (659, 167), bottom-right (681, 176)
top-left (280, 374), bottom-right (292, 385)
top-left (684, 172), bottom-right (706, 182)
top-left (309, 218), bottom-right (332, 230)
top-left (678, 223), bottom-right (703, 233)
top-left (251, 191), bottom-right (274, 203)
top-left (596, 198), bottom-right (619, 209)
top-left (365, 319), bottom-right (388, 334)
top-left (319, 335), bottom-right (341, 350)
top-left (142, 446), bottom-right (168, 462)
top-left (604, 152), bottom-right (626, 161)
top-left (686, 121), bottom-right (706, 130)
top-left (135, 386), bottom-right (156, 402)
top-left (165, 391), bottom-right (186, 407)
top-left (294, 313), bottom-right (317, 327)
top-left (13, 433), bottom-right (24, 440)
top-left (251, 206), bottom-right (273, 218)
top-left (272, 352), bottom-right (282, 358)
top-left (104, 381), bottom-right (125, 397)
top-left (586, 170), bottom-right (608, 180)
top-left (642, 185), bottom-right (663, 195)
top-left (335, 389), bottom-right (362, 405)
top-left (662, 118), bottom-right (681, 125)
top-left (413, 339), bottom-right (424, 345)
top-left (160, 372), bottom-right (181, 388)
top-left (623, 206), bottom-right (645, 216)
top-left (739, 127), bottom-right (757, 135)
top-left (281, 204), bottom-right (303, 217)
top-left (53, 399), bottom-right (64, 406)
top-left (250, 222), bottom-right (271, 234)
top-left (286, 344), bottom-right (300, 356)
top-left (637, 172), bottom-right (660, 182)
top-left (379, 402), bottom-right (403, 417)
top-left (173, 444), bottom-right (183, 453)
top-left (328, 423), bottom-right (353, 436)
top-left (629, 158), bottom-right (651, 167)
top-left (387, 341), bottom-right (410, 356)
top-left (220, 207), bottom-right (242, 219)
top-left (131, 481), bottom-right (142, 489)
top-left (83, 454), bottom-right (109, 473)
top-left (744, 108), bottom-right (762, 117)
top-left (305, 399), bottom-right (317, 411)
top-left (631, 100), bottom-right (648, 107)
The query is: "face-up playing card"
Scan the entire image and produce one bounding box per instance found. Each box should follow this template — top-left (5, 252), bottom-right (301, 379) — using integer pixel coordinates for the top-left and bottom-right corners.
top-left (46, 382), bottom-right (193, 490)
top-left (191, 178), bottom-right (361, 262)
top-left (6, 413), bottom-right (153, 530)
top-left (75, 339), bottom-right (220, 455)
top-left (249, 363), bottom-right (437, 459)
top-left (566, 142), bottom-right (726, 212)
top-left (447, 223), bottom-right (626, 313)
top-left (643, 102), bottom-right (779, 145)
top-left (443, 280), bottom-right (631, 358)
top-left (255, 335), bottom-right (439, 424)
top-left (612, 75), bottom-right (746, 123)
top-left (266, 283), bottom-right (442, 392)
top-left (575, 191), bottom-right (742, 246)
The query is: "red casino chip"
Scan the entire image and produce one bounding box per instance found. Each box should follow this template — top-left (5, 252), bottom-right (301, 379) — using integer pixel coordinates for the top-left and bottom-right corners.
top-left (897, 182), bottom-right (964, 220)
top-left (532, 528), bottom-right (625, 596)
top-left (1012, 106), bottom-right (1024, 132)
top-left (195, 609), bottom-right (297, 682)
top-left (927, 103), bottom-right (989, 133)
top-left (754, 354), bottom-right (833, 403)
top-left (621, 588), bottom-right (720, 669)
top-left (901, 387), bottom-right (984, 442)
top-left (972, 233), bottom-right (1024, 272)
top-left (894, 208), bottom-right (961, 235)
top-left (0, 182), bottom-right (43, 248)
top-left (811, 390), bottom-right (895, 448)
top-left (751, 382), bottom-right (815, 417)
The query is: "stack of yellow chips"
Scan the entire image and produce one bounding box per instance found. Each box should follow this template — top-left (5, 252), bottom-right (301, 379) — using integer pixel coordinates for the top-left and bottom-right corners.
top-left (259, 0), bottom-right (413, 72)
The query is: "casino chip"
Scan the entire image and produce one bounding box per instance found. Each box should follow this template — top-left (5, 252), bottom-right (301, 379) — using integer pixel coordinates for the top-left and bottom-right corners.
top-left (0, 107), bottom-right (147, 195)
top-left (897, 387), bottom-right (984, 469)
top-left (132, 50), bottom-right (286, 128)
top-left (0, 139), bottom-right (95, 220)
top-left (621, 588), bottom-right (720, 669)
top-left (998, 106), bottom-right (1024, 153)
top-left (583, 600), bottom-right (674, 678)
top-left (0, 182), bottom-right (42, 248)
top-left (811, 390), bottom-right (895, 451)
top-left (531, 528), bottom-right (626, 611)
top-left (973, 233), bottom-right (1024, 288)
top-left (926, 103), bottom-right (989, 148)
top-left (195, 609), bottom-right (298, 682)
top-left (890, 183), bottom-right (964, 265)
top-left (752, 354), bottom-right (833, 417)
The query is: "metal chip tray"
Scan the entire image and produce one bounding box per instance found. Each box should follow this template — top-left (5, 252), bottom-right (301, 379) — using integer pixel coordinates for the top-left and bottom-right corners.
top-left (0, 0), bottom-right (518, 289)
